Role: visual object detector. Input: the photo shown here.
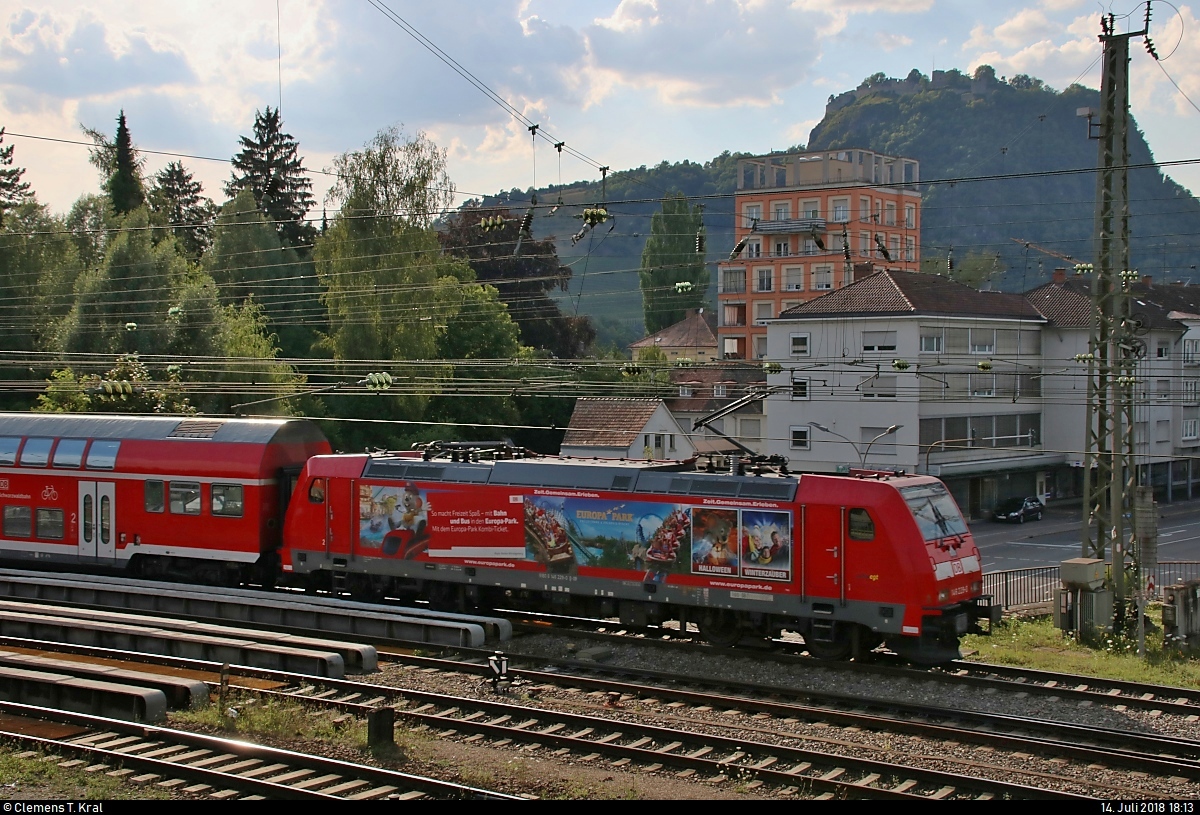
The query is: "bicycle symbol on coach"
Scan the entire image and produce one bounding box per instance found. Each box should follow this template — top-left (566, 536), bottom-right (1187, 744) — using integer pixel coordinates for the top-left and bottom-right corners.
top-left (41, 485), bottom-right (58, 501)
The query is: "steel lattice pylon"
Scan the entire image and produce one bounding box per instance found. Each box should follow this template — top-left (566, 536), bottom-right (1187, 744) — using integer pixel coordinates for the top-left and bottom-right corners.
top-left (1080, 15), bottom-right (1146, 627)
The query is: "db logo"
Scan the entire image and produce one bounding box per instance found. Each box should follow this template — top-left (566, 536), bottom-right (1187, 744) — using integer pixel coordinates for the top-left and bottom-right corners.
top-left (951, 560), bottom-right (964, 576)
top-left (0, 479), bottom-right (7, 490)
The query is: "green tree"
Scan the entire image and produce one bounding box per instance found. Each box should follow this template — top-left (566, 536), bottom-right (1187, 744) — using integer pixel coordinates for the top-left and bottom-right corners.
top-left (65, 193), bottom-right (113, 272)
top-left (0, 201), bottom-right (79, 354)
top-left (440, 203), bottom-right (595, 357)
top-left (149, 161), bottom-right (216, 260)
top-left (204, 190), bottom-right (317, 358)
top-left (0, 128), bottom-right (32, 225)
top-left (59, 208), bottom-right (184, 355)
top-left (638, 193), bottom-right (708, 333)
top-left (106, 111), bottom-right (145, 215)
top-left (315, 128), bottom-right (531, 450)
top-left (36, 354), bottom-right (194, 415)
top-left (225, 106), bottom-right (316, 252)
top-left (326, 125), bottom-right (454, 228)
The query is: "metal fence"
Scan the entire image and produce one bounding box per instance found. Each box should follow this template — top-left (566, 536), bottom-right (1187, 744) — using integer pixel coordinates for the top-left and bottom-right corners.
top-left (982, 561), bottom-right (1200, 610)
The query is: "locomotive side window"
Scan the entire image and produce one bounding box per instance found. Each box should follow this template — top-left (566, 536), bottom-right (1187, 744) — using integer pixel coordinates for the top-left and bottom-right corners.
top-left (848, 508), bottom-right (875, 541)
top-left (212, 484), bottom-right (244, 517)
top-left (3, 506), bottom-right (31, 537)
top-left (36, 509), bottom-right (64, 539)
top-left (169, 482), bottom-right (202, 515)
top-left (85, 441), bottom-right (120, 470)
top-left (0, 437), bottom-right (18, 466)
top-left (53, 439), bottom-right (87, 468)
top-left (19, 438), bottom-right (53, 467)
top-left (144, 481), bottom-right (165, 513)
top-left (308, 478), bottom-right (326, 503)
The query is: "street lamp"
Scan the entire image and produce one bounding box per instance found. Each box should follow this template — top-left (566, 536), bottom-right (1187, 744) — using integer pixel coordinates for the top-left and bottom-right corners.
top-left (812, 422), bottom-right (903, 468)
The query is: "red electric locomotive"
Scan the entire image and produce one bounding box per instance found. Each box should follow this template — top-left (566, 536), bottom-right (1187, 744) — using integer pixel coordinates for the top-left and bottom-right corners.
top-left (284, 447), bottom-right (998, 663)
top-left (0, 413), bottom-right (330, 584)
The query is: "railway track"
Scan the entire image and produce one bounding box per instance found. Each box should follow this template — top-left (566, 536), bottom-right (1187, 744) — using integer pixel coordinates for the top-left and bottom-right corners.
top-left (373, 649), bottom-right (1200, 772)
top-left (508, 615), bottom-right (1200, 717)
top-left (0, 633), bottom-right (1189, 799)
top-left (263, 678), bottom-right (1080, 800)
top-left (0, 701), bottom-right (521, 801)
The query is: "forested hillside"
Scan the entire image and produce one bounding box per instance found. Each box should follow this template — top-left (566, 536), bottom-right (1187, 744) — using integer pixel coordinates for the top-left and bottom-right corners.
top-left (502, 67), bottom-right (1200, 346)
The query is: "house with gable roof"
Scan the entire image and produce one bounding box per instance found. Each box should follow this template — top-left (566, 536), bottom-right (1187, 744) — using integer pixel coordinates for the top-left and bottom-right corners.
top-left (560, 397), bottom-right (695, 461)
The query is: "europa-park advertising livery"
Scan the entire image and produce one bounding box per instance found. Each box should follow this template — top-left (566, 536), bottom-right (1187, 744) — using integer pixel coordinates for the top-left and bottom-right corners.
top-left (355, 478), bottom-right (797, 592)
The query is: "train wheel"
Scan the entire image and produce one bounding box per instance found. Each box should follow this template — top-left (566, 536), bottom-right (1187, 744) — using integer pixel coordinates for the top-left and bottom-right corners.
top-left (805, 622), bottom-right (852, 660)
top-left (350, 574), bottom-right (385, 604)
top-left (425, 581), bottom-right (462, 612)
top-left (699, 610), bottom-right (743, 648)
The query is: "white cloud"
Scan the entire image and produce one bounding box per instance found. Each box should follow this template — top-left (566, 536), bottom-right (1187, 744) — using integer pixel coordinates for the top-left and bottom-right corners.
top-left (583, 0), bottom-right (829, 106)
top-left (876, 32), bottom-right (913, 52)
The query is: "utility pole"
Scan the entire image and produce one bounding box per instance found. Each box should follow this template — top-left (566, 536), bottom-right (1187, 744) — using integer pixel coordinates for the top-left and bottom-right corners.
top-left (1080, 7), bottom-right (1154, 631)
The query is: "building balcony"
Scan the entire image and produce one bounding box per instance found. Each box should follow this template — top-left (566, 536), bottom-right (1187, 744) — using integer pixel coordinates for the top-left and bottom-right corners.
top-left (753, 217), bottom-right (826, 235)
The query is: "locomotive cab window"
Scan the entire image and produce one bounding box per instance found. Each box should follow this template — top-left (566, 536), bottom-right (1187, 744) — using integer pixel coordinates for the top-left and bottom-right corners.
top-left (19, 438), bottom-right (53, 467)
top-left (169, 482), bottom-right (202, 515)
top-left (86, 440), bottom-right (120, 470)
top-left (36, 508), bottom-right (64, 539)
top-left (308, 478), bottom-right (326, 503)
top-left (53, 439), bottom-right (87, 468)
top-left (144, 480), bottom-right (165, 513)
top-left (0, 437), bottom-right (18, 466)
top-left (3, 506), bottom-right (31, 537)
top-left (212, 484), bottom-right (244, 517)
top-left (848, 508), bottom-right (875, 541)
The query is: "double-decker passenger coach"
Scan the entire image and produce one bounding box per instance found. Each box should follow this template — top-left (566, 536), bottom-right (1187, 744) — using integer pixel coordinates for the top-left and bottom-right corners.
top-left (0, 413), bottom-right (330, 584)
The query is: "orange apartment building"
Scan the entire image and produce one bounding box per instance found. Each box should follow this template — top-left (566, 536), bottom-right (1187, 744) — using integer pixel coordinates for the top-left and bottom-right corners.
top-left (716, 149), bottom-right (922, 359)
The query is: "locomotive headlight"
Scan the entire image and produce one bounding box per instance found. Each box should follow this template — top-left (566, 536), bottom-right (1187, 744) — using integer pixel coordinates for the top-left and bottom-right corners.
top-left (937, 589), bottom-right (950, 603)
top-left (970, 581), bottom-right (982, 594)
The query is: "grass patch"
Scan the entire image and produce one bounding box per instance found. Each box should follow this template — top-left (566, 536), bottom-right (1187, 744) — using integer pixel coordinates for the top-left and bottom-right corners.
top-left (962, 608), bottom-right (1200, 689)
top-left (0, 746), bottom-right (173, 800)
top-left (171, 695), bottom-right (369, 749)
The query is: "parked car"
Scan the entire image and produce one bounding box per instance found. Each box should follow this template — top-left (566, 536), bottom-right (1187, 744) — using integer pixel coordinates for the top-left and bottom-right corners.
top-left (992, 496), bottom-right (1044, 523)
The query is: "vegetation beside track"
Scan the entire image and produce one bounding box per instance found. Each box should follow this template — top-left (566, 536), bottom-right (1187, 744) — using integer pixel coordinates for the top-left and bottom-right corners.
top-left (0, 746), bottom-right (174, 800)
top-left (961, 609), bottom-right (1200, 689)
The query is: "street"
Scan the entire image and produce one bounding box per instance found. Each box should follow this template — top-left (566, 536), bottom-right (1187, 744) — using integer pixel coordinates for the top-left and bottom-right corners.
top-left (970, 497), bottom-right (1200, 572)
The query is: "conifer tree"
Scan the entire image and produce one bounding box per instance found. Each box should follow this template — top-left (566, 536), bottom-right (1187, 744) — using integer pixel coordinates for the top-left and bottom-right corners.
top-left (107, 111), bottom-right (145, 215)
top-left (638, 193), bottom-right (708, 334)
top-left (148, 161), bottom-right (216, 259)
top-left (0, 128), bottom-right (32, 224)
top-left (225, 107), bottom-right (316, 251)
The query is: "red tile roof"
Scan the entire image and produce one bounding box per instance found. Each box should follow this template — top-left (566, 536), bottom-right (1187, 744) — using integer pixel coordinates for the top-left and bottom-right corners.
top-left (1024, 278), bottom-right (1184, 331)
top-left (629, 309), bottom-right (718, 350)
top-left (780, 269), bottom-right (1044, 321)
top-left (561, 398), bottom-right (665, 448)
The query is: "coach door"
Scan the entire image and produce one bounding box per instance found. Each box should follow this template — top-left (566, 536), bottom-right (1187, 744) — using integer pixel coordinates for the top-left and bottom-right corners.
top-left (78, 481), bottom-right (116, 561)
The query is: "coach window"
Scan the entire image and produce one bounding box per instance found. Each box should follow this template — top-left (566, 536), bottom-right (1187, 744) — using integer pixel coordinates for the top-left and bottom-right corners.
top-left (309, 478), bottom-right (326, 503)
top-left (212, 484), bottom-right (244, 517)
top-left (169, 482), bottom-right (202, 515)
top-left (82, 494), bottom-right (93, 542)
top-left (86, 441), bottom-right (120, 470)
top-left (36, 508), bottom-right (64, 540)
top-left (0, 437), bottom-right (18, 466)
top-left (848, 508), bottom-right (875, 541)
top-left (144, 481), bottom-right (165, 513)
top-left (53, 439), bottom-right (87, 468)
top-left (3, 506), bottom-right (31, 537)
top-left (19, 438), bottom-right (53, 467)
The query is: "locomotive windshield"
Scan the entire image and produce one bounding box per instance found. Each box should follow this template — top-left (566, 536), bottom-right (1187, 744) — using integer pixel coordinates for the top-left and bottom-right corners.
top-left (899, 482), bottom-right (969, 542)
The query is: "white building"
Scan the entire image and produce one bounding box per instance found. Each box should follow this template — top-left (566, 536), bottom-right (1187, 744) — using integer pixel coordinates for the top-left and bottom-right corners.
top-left (763, 268), bottom-right (1200, 517)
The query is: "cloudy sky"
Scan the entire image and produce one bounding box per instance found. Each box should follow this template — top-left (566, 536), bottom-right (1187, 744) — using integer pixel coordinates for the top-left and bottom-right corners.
top-left (3, 0), bottom-right (1199, 216)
